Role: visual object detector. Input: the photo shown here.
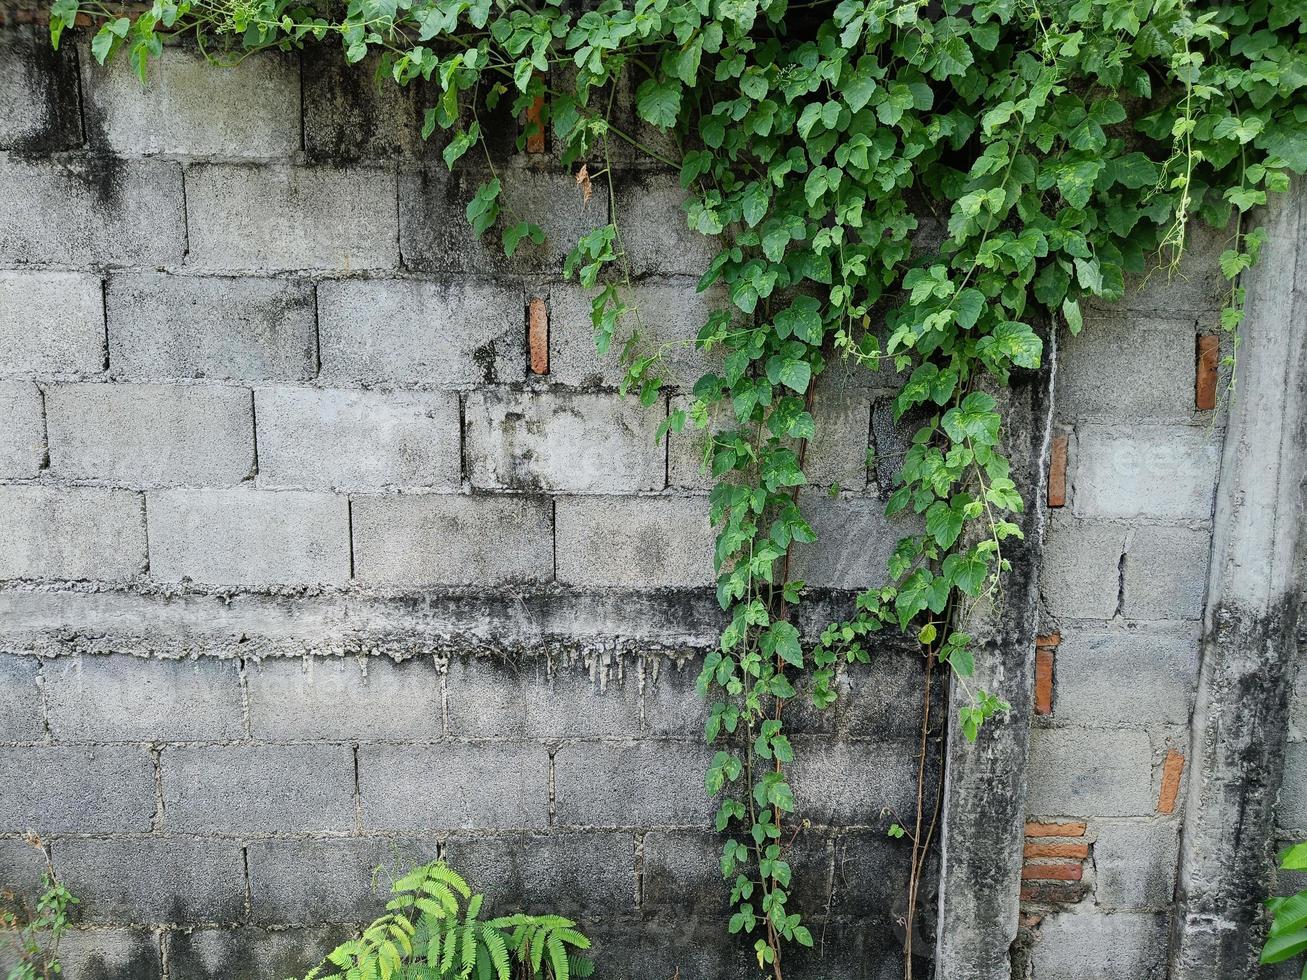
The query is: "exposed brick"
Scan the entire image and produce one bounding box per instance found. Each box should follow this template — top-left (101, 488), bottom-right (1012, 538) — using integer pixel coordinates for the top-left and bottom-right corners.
top-left (1047, 433), bottom-right (1068, 508)
top-left (81, 46), bottom-right (299, 157)
top-left (554, 495), bottom-right (715, 588)
top-left (553, 741), bottom-right (712, 828)
top-left (1034, 646), bottom-right (1055, 716)
top-left (186, 164), bottom-right (399, 271)
top-left (0, 156), bottom-right (185, 265)
top-left (1025, 820), bottom-right (1087, 837)
top-left (106, 273), bottom-right (317, 383)
top-left (0, 486), bottom-right (146, 580)
top-left (1040, 516), bottom-right (1125, 620)
top-left (1026, 729), bottom-right (1154, 816)
top-left (1094, 821), bottom-right (1179, 909)
top-left (147, 489), bottom-right (350, 586)
top-left (0, 271), bottom-right (104, 375)
top-left (162, 745), bottom-right (356, 832)
top-left (316, 277), bottom-right (525, 386)
top-left (351, 494), bottom-right (553, 586)
top-left (1056, 316), bottom-right (1202, 420)
top-left (245, 655), bottom-right (441, 741)
top-left (1024, 841), bottom-right (1090, 859)
top-left (358, 744), bottom-right (550, 830)
top-left (0, 746), bottom-right (155, 832)
top-left (1123, 525), bottom-right (1211, 621)
top-left (46, 383), bottom-right (255, 487)
top-left (44, 654), bottom-right (243, 742)
top-left (0, 381), bottom-right (44, 477)
top-left (1195, 333), bottom-right (1220, 410)
top-left (465, 391), bottom-right (665, 492)
top-left (254, 388), bottom-right (460, 491)
top-left (1072, 424), bottom-right (1219, 520)
top-left (524, 89), bottom-right (546, 153)
top-left (613, 172), bottom-right (718, 277)
top-left (1157, 749), bottom-right (1186, 815)
top-left (1054, 628), bottom-right (1198, 727)
top-left (1021, 862), bottom-right (1083, 881)
top-left (1020, 881), bottom-right (1088, 905)
top-left (57, 836), bottom-right (246, 924)
top-left (0, 25), bottom-right (82, 151)
top-left (528, 295), bottom-right (549, 375)
top-left (0, 655), bottom-right (43, 741)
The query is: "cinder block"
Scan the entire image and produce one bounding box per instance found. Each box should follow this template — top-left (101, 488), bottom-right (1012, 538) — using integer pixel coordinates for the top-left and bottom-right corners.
top-left (0, 486), bottom-right (146, 580)
top-left (186, 164), bottom-right (399, 271)
top-left (548, 278), bottom-right (726, 390)
top-left (1040, 517), bottom-right (1126, 620)
top-left (788, 491), bottom-right (912, 591)
top-left (465, 391), bottom-right (665, 492)
top-left (0, 655), bottom-right (43, 742)
top-left (553, 741), bottom-right (712, 827)
top-left (1053, 628), bottom-right (1198, 727)
top-left (351, 494), bottom-right (553, 586)
top-left (43, 655), bottom-right (243, 743)
top-left (358, 744), bottom-right (550, 830)
top-left (0, 837), bottom-right (46, 899)
top-left (31, 929), bottom-right (162, 980)
top-left (162, 745), bottom-right (356, 833)
top-left (46, 383), bottom-right (255, 486)
top-left (1110, 222), bottom-right (1229, 314)
top-left (1029, 911), bottom-right (1167, 980)
top-left (840, 649), bottom-right (930, 739)
top-left (255, 388), bottom-right (460, 490)
top-left (0, 271), bottom-right (104, 375)
top-left (1056, 317), bottom-right (1201, 421)
top-left (0, 381), bottom-right (44, 477)
top-left (302, 48), bottom-right (431, 160)
top-left (166, 926), bottom-right (354, 980)
top-left (1093, 821), bottom-right (1180, 909)
top-left (317, 278), bottom-right (525, 385)
top-left (829, 831), bottom-right (914, 919)
top-left (554, 495), bottom-right (715, 588)
top-left (107, 273), bottom-right (316, 383)
top-left (246, 655), bottom-right (441, 741)
top-left (1278, 742), bottom-right (1307, 832)
top-left (81, 45), bottom-right (299, 157)
top-left (57, 836), bottom-right (246, 924)
top-left (0, 25), bottom-right (81, 151)
top-left (399, 165), bottom-right (604, 273)
top-left (0, 745), bottom-right (155, 832)
top-left (789, 740), bottom-right (919, 825)
top-left (1122, 525), bottom-right (1211, 621)
top-left (0, 156), bottom-right (185, 265)
top-left (1073, 424), bottom-right (1219, 520)
top-left (445, 657), bottom-right (640, 739)
top-left (613, 172), bottom-right (718, 276)
top-left (444, 831), bottom-right (636, 915)
top-left (641, 658), bottom-right (710, 737)
top-left (147, 489), bottom-right (350, 586)
top-left (1026, 729), bottom-right (1154, 816)
top-left (871, 399), bottom-right (932, 492)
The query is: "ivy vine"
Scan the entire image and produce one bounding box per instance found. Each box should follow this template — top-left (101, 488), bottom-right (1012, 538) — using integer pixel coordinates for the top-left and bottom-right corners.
top-left (57, 0), bottom-right (1307, 974)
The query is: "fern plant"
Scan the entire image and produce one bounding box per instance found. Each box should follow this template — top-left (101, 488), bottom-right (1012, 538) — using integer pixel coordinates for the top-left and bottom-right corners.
top-left (1263, 841), bottom-right (1307, 975)
top-left (302, 861), bottom-right (594, 980)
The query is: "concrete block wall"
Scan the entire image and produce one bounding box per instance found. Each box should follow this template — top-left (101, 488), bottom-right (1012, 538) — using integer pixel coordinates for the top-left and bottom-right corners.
top-left (0, 24), bottom-right (927, 980)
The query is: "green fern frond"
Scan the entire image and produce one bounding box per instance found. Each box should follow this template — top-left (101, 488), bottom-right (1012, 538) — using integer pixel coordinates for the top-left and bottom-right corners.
top-left (480, 925), bottom-right (511, 980)
top-left (546, 934), bottom-right (569, 980)
top-left (567, 954), bottom-right (595, 978)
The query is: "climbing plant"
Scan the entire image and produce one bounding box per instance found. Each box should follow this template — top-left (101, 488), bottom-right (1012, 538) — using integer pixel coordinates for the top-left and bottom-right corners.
top-left (52, 0), bottom-right (1307, 974)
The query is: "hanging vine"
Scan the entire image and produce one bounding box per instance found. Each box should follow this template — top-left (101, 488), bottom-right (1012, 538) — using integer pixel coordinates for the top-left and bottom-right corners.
top-left (54, 0), bottom-right (1307, 974)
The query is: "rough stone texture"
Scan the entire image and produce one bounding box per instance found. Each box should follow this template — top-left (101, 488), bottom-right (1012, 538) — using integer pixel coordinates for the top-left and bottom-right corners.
top-left (166, 926), bottom-right (353, 980)
top-left (254, 387), bottom-right (461, 490)
top-left (0, 271), bottom-right (105, 375)
top-left (1054, 316), bottom-right (1202, 421)
top-left (1123, 524), bottom-right (1212, 621)
top-left (788, 491), bottom-right (910, 590)
top-left (0, 25), bottom-right (82, 152)
top-left (0, 654), bottom-right (43, 742)
top-left (1052, 628), bottom-right (1199, 727)
top-left (614, 171), bottom-right (719, 277)
top-left (302, 48), bottom-right (432, 161)
top-left (0, 486), bottom-right (146, 580)
top-left (1072, 424), bottom-right (1220, 520)
top-left (4, 928), bottom-right (165, 980)
top-left (1030, 912), bottom-right (1168, 980)
top-left (0, 380), bottom-right (44, 476)
top-left (1040, 516), bottom-right (1126, 620)
top-left (553, 741), bottom-right (712, 828)
top-left (46, 383), bottom-right (255, 487)
top-left (107, 273), bottom-right (317, 383)
top-left (1025, 729), bottom-right (1155, 817)
top-left (1094, 821), bottom-right (1181, 910)
top-left (0, 746), bottom-right (156, 832)
top-left (554, 495), bottom-right (715, 588)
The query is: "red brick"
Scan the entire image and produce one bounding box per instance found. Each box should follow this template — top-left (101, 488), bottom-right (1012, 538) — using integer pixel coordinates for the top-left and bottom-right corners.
top-left (1021, 862), bottom-right (1083, 881)
top-left (1196, 334), bottom-right (1219, 411)
top-left (1047, 434), bottom-right (1068, 507)
top-left (1024, 840), bottom-right (1089, 859)
top-left (525, 92), bottom-right (546, 154)
top-left (1021, 881), bottom-right (1088, 904)
top-left (1158, 749), bottom-right (1185, 814)
top-left (528, 297), bottom-right (549, 376)
top-left (1034, 647), bottom-right (1055, 716)
top-left (1025, 820), bottom-right (1087, 838)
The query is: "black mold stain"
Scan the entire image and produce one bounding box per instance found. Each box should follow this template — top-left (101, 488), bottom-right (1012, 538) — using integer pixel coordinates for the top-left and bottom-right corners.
top-left (6, 24), bottom-right (83, 153)
top-left (472, 338), bottom-right (499, 383)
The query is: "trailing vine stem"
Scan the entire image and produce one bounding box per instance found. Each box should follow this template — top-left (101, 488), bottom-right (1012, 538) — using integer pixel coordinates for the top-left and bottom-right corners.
top-left (64, 0), bottom-right (1307, 974)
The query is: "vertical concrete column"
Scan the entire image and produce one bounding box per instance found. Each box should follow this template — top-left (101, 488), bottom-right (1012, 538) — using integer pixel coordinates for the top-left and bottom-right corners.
top-left (1171, 182), bottom-right (1307, 978)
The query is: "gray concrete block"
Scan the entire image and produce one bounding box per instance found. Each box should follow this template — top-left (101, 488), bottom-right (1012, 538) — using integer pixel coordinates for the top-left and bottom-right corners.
top-left (1122, 524), bottom-right (1211, 621)
top-left (1093, 820), bottom-right (1180, 909)
top-left (82, 46), bottom-right (297, 157)
top-left (614, 172), bottom-right (719, 277)
top-left (147, 488), bottom-right (350, 586)
top-left (443, 831), bottom-right (636, 915)
top-left (186, 164), bottom-right (399, 271)
top-left (1109, 221), bottom-right (1229, 314)
top-left (548, 278), bottom-right (726, 390)
top-left (246, 655), bottom-right (441, 741)
top-left (790, 740), bottom-right (920, 825)
top-left (871, 399), bottom-right (931, 492)
top-left (254, 388), bottom-right (460, 490)
top-left (840, 649), bottom-right (931, 739)
top-left (1026, 729), bottom-right (1155, 817)
top-left (43, 654), bottom-right (243, 743)
top-left (1041, 517), bottom-right (1126, 620)
top-left (642, 658), bottom-right (710, 737)
top-left (0, 486), bottom-right (146, 581)
top-left (46, 383), bottom-right (255, 487)
top-left (1072, 424), bottom-right (1219, 520)
top-left (0, 836), bottom-right (47, 898)
top-left (1053, 628), bottom-right (1198, 727)
top-left (303, 48), bottom-right (433, 161)
top-left (1056, 317), bottom-right (1200, 421)
top-left (554, 495), bottom-right (715, 588)
top-left (553, 741), bottom-right (713, 827)
top-left (0, 25), bottom-right (82, 152)
top-left (25, 928), bottom-right (162, 980)
top-left (0, 655), bottom-right (43, 742)
top-left (829, 830), bottom-right (914, 920)
top-left (0, 156), bottom-right (185, 265)
top-left (0, 381), bottom-right (44, 477)
top-left (0, 745), bottom-right (155, 832)
top-left (358, 744), bottom-right (550, 830)
top-left (166, 926), bottom-right (354, 980)
top-left (351, 493), bottom-right (553, 586)
top-left (788, 491), bottom-right (913, 591)
top-left (317, 277), bottom-right (525, 386)
top-left (57, 836), bottom-right (246, 924)
top-left (0, 271), bottom-right (104, 375)
top-left (1029, 911), bottom-right (1167, 980)
top-left (162, 745), bottom-right (356, 832)
top-left (465, 391), bottom-right (665, 492)
top-left (400, 165), bottom-right (605, 273)
top-left (445, 657), bottom-right (640, 739)
top-left (1278, 741), bottom-right (1307, 832)
top-left (1291, 662), bottom-right (1307, 742)
top-left (107, 273), bottom-right (316, 383)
